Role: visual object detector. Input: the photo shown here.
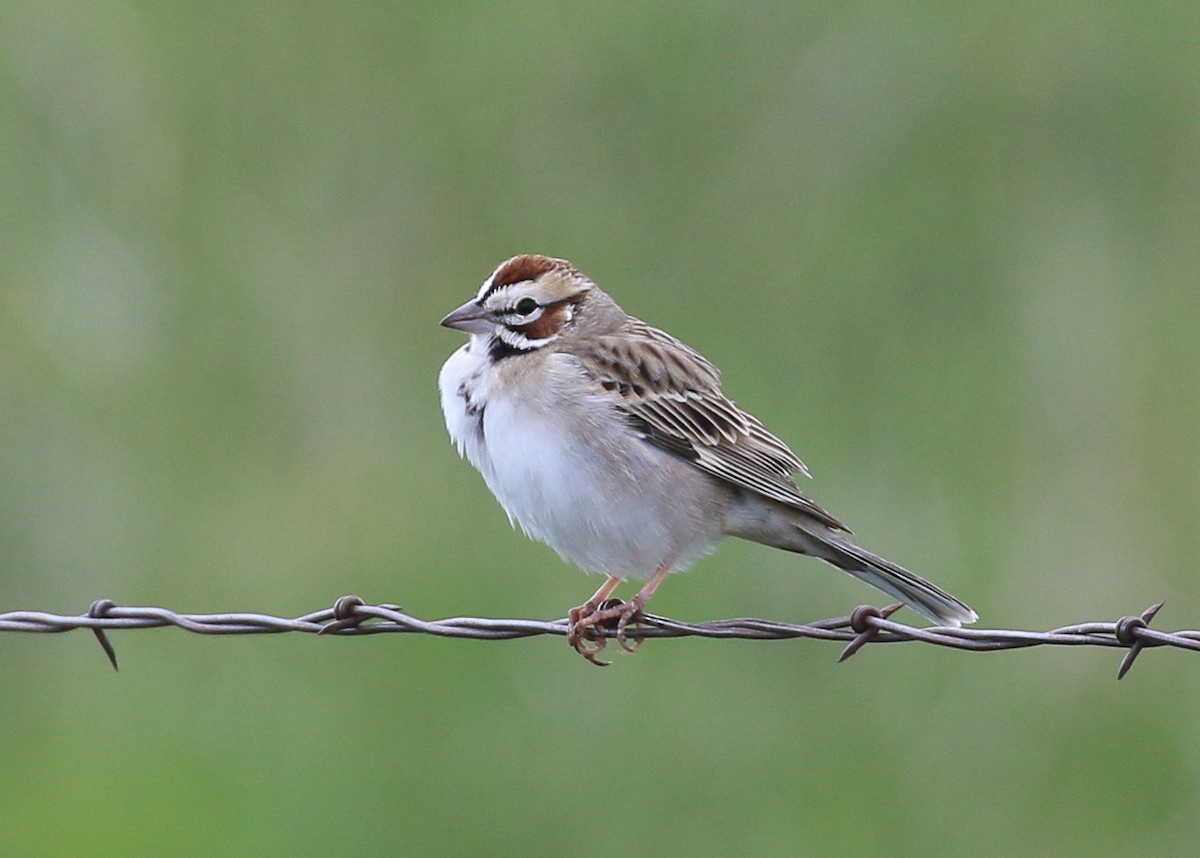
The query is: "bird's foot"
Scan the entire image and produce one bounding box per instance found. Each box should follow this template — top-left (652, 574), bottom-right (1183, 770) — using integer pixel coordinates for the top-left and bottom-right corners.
top-left (567, 597), bottom-right (647, 665)
top-left (567, 599), bottom-right (610, 666)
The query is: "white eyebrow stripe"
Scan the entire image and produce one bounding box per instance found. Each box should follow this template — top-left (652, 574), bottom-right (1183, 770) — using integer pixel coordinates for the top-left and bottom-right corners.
top-left (475, 274), bottom-right (497, 303)
top-left (481, 283), bottom-right (523, 308)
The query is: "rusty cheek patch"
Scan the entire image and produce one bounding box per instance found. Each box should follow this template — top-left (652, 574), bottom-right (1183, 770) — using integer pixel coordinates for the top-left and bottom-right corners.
top-left (519, 301), bottom-right (570, 340)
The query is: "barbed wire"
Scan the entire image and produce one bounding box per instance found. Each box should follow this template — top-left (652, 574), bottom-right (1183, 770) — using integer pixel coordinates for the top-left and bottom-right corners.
top-left (2, 596), bottom-right (1198, 678)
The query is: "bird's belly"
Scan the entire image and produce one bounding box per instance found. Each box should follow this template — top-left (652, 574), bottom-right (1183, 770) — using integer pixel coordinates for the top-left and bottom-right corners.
top-left (479, 397), bottom-right (721, 578)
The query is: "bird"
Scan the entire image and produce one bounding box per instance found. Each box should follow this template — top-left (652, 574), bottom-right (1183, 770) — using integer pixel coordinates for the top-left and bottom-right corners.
top-left (438, 254), bottom-right (976, 664)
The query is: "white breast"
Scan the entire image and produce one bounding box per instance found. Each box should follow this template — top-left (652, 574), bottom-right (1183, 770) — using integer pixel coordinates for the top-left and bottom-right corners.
top-left (438, 341), bottom-right (491, 471)
top-left (438, 339), bottom-right (723, 579)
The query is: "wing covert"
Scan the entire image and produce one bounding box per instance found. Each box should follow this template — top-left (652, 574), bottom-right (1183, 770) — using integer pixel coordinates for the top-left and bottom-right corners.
top-left (572, 322), bottom-right (846, 531)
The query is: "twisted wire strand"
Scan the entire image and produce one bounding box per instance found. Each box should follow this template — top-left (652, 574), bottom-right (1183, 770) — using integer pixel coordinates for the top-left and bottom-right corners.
top-left (4, 597), bottom-right (1195, 676)
top-left (1, 596), bottom-right (1194, 677)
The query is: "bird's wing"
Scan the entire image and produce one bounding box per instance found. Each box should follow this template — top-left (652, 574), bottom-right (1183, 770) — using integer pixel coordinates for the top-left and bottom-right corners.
top-left (571, 320), bottom-right (848, 531)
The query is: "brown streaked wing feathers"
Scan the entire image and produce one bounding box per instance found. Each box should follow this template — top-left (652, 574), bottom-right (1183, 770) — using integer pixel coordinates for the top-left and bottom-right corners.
top-left (571, 320), bottom-right (847, 531)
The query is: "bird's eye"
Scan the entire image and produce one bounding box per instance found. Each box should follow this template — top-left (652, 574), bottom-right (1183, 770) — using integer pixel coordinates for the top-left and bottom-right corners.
top-left (515, 297), bottom-right (538, 315)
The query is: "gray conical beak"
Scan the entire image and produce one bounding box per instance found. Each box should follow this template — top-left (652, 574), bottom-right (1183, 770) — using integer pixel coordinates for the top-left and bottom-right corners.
top-left (440, 300), bottom-right (496, 335)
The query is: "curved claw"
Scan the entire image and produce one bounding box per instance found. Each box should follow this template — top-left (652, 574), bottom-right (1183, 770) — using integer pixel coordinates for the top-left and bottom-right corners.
top-left (576, 639), bottom-right (611, 667)
top-left (567, 597), bottom-right (647, 661)
top-left (567, 602), bottom-right (612, 667)
top-left (615, 603), bottom-right (646, 653)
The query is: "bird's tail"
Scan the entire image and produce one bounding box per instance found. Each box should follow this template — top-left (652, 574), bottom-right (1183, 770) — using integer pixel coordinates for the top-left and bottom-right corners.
top-left (803, 530), bottom-right (977, 626)
top-left (726, 502), bottom-right (977, 627)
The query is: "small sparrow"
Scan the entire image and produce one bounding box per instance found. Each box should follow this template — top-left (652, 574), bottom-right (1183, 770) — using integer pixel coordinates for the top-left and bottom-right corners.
top-left (439, 255), bottom-right (976, 664)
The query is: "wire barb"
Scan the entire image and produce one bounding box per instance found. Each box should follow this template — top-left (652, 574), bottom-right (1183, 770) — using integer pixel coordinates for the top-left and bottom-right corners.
top-left (2, 597), bottom-right (1198, 678)
top-left (838, 603), bottom-right (902, 663)
top-left (1115, 601), bottom-right (1164, 679)
top-left (317, 595), bottom-right (369, 636)
top-left (88, 599), bottom-right (120, 672)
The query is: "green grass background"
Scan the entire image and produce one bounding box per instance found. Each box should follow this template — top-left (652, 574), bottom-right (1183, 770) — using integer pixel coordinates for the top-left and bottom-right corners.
top-left (2, 3), bottom-right (1199, 855)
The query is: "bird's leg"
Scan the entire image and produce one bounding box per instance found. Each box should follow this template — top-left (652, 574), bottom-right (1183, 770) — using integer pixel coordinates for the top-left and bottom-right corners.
top-left (567, 576), bottom-right (622, 665)
top-left (567, 561), bottom-right (674, 662)
top-left (613, 561), bottom-right (672, 652)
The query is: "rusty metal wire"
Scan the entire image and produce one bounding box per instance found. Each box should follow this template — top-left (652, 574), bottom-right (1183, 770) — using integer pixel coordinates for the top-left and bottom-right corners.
top-left (2, 596), bottom-right (1198, 678)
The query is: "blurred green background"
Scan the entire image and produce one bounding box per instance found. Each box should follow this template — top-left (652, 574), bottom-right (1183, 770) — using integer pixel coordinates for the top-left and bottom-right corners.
top-left (3, 2), bottom-right (1199, 855)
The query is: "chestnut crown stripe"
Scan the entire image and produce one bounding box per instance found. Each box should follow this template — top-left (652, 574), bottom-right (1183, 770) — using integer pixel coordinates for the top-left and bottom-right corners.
top-left (478, 255), bottom-right (571, 302)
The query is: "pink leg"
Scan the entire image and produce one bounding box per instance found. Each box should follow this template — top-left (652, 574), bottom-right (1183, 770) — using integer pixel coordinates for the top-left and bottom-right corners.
top-left (567, 576), bottom-right (622, 666)
top-left (567, 561), bottom-right (673, 664)
top-left (613, 561), bottom-right (673, 649)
